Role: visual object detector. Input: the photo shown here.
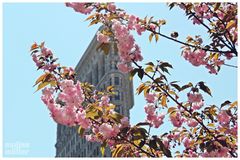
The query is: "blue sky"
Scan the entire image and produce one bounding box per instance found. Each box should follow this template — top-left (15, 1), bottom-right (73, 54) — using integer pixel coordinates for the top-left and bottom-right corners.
top-left (3, 3), bottom-right (237, 157)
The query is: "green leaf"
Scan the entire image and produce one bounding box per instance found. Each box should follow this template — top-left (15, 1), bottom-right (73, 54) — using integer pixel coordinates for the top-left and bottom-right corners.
top-left (155, 138), bottom-right (172, 157)
top-left (97, 43), bottom-right (110, 55)
top-left (226, 20), bottom-right (235, 30)
top-left (35, 81), bottom-right (50, 92)
top-left (149, 139), bottom-right (158, 150)
top-left (30, 42), bottom-right (39, 51)
top-left (136, 122), bottom-right (151, 126)
top-left (100, 141), bottom-right (107, 157)
top-left (34, 73), bottom-right (50, 87)
top-left (78, 126), bottom-right (85, 137)
top-left (155, 34), bottom-right (159, 42)
top-left (198, 81), bottom-right (212, 96)
top-left (107, 85), bottom-right (115, 92)
top-left (161, 95), bottom-right (167, 107)
top-left (181, 82), bottom-right (193, 91)
top-left (88, 19), bottom-right (99, 27)
top-left (129, 68), bottom-right (138, 80)
top-left (145, 65), bottom-right (154, 73)
top-left (149, 33), bottom-right (154, 42)
top-left (171, 83), bottom-right (181, 92)
top-left (221, 100), bottom-right (231, 108)
top-left (139, 140), bottom-right (145, 148)
top-left (86, 106), bottom-right (103, 119)
top-left (145, 62), bottom-right (154, 66)
top-left (85, 13), bottom-right (96, 21)
top-left (214, 3), bottom-right (221, 11)
top-left (167, 107), bottom-right (177, 114)
top-left (207, 123), bottom-right (215, 127)
top-left (160, 62), bottom-right (173, 68)
top-left (109, 112), bottom-right (123, 123)
top-left (137, 68), bottom-right (144, 80)
top-left (112, 144), bottom-right (123, 157)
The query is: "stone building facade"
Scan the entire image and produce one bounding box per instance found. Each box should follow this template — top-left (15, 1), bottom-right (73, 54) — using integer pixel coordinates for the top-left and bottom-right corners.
top-left (55, 28), bottom-right (134, 157)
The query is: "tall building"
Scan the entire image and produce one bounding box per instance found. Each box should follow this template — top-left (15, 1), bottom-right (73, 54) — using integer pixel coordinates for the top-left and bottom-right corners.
top-left (55, 27), bottom-right (134, 157)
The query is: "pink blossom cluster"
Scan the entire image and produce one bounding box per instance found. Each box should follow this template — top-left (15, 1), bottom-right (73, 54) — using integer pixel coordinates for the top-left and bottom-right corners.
top-left (84, 116), bottom-right (129, 144)
top-left (145, 93), bottom-right (157, 103)
top-left (65, 3), bottom-right (94, 15)
top-left (41, 80), bottom-right (90, 127)
top-left (217, 110), bottom-right (231, 126)
top-left (170, 112), bottom-right (185, 127)
top-left (99, 123), bottom-right (120, 139)
top-left (127, 15), bottom-right (146, 35)
top-left (111, 20), bottom-right (143, 73)
top-left (182, 137), bottom-right (192, 148)
top-left (187, 92), bottom-right (204, 110)
top-left (32, 46), bottom-right (58, 72)
top-left (58, 80), bottom-right (85, 108)
top-left (144, 103), bottom-right (165, 128)
top-left (201, 147), bottom-right (230, 157)
top-left (182, 49), bottom-right (207, 67)
top-left (187, 118), bottom-right (198, 127)
top-left (107, 3), bottom-right (116, 12)
top-left (191, 4), bottom-right (213, 25)
top-left (205, 58), bottom-right (224, 74)
top-left (97, 31), bottom-right (110, 43)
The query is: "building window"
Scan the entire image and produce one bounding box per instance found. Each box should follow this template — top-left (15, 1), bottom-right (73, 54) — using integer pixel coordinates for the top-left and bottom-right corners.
top-left (109, 78), bottom-right (112, 86)
top-left (84, 149), bottom-right (86, 157)
top-left (114, 77), bottom-right (120, 85)
top-left (115, 105), bottom-right (120, 113)
top-left (115, 91), bottom-right (120, 100)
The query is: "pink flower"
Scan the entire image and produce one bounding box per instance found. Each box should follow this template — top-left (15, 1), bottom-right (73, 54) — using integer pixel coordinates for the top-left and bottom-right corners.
top-left (192, 100), bottom-right (204, 110)
top-left (99, 123), bottom-right (120, 139)
top-left (100, 95), bottom-right (110, 106)
top-left (162, 138), bottom-right (170, 149)
top-left (149, 23), bottom-right (156, 31)
top-left (111, 20), bottom-right (143, 73)
top-left (65, 2), bottom-right (93, 15)
top-left (107, 3), bottom-right (116, 12)
top-left (201, 147), bottom-right (229, 157)
top-left (41, 47), bottom-right (53, 57)
top-left (188, 93), bottom-right (204, 110)
top-left (192, 17), bottom-right (202, 25)
top-left (183, 49), bottom-right (207, 66)
top-left (187, 119), bottom-right (198, 127)
top-left (51, 106), bottom-right (76, 126)
top-left (188, 149), bottom-right (198, 157)
top-left (144, 103), bottom-right (165, 128)
top-left (32, 54), bottom-right (42, 67)
top-left (117, 63), bottom-right (133, 73)
top-left (97, 32), bottom-right (109, 43)
top-left (135, 24), bottom-right (146, 35)
top-left (225, 52), bottom-right (233, 60)
top-left (188, 93), bottom-right (203, 103)
top-left (217, 110), bottom-right (231, 126)
top-left (152, 114), bottom-right (165, 128)
top-left (144, 103), bottom-right (155, 115)
top-left (58, 80), bottom-right (85, 108)
top-left (41, 88), bottom-right (54, 105)
top-left (183, 137), bottom-right (191, 148)
top-left (85, 135), bottom-right (97, 142)
top-left (76, 110), bottom-right (90, 129)
top-left (145, 93), bottom-right (157, 103)
top-left (170, 112), bottom-right (184, 127)
top-left (132, 44), bottom-right (143, 61)
top-left (120, 117), bottom-right (130, 128)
